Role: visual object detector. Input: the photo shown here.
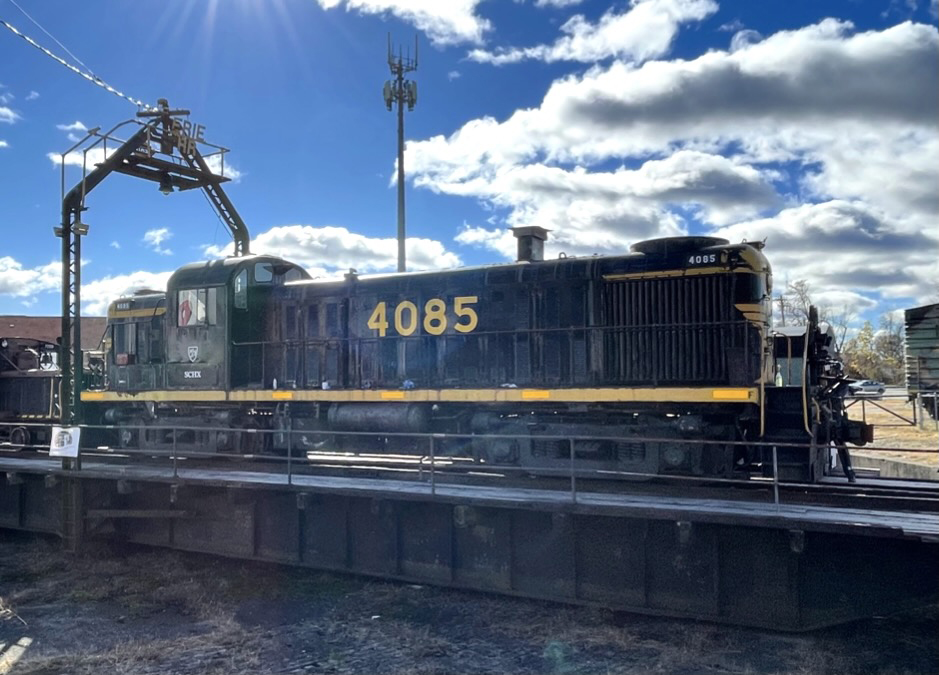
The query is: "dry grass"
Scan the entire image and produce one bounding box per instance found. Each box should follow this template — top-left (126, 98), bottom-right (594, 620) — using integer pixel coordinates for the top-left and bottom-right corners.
top-left (1, 541), bottom-right (274, 675)
top-left (2, 531), bottom-right (937, 674)
top-left (846, 396), bottom-right (939, 468)
top-left (11, 622), bottom-right (267, 675)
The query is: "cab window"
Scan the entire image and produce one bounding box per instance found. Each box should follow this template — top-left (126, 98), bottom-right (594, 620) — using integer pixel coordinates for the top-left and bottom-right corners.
top-left (114, 322), bottom-right (137, 356)
top-left (255, 263), bottom-right (273, 283)
top-left (234, 270), bottom-right (248, 310)
top-left (177, 288), bottom-right (218, 326)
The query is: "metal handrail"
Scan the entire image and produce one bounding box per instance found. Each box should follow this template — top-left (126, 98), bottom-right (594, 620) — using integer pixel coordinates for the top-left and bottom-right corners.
top-left (7, 420), bottom-right (935, 510)
top-left (1, 419), bottom-right (935, 455)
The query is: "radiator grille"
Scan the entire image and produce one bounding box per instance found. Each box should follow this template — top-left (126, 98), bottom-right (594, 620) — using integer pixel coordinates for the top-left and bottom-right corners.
top-left (604, 275), bottom-right (747, 385)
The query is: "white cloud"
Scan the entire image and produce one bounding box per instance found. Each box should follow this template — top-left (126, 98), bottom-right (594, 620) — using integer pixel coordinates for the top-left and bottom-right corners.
top-left (0, 92), bottom-right (13, 105)
top-left (0, 253), bottom-right (171, 315)
top-left (534, 0), bottom-right (584, 7)
top-left (408, 19), bottom-right (938, 314)
top-left (730, 28), bottom-right (762, 51)
top-left (447, 70), bottom-right (462, 81)
top-left (411, 20), bottom-right (937, 220)
top-left (0, 140), bottom-right (8, 149)
top-left (56, 120), bottom-right (89, 142)
top-left (314, 0), bottom-right (490, 46)
top-left (0, 258), bottom-right (60, 297)
top-left (798, 128), bottom-right (938, 221)
top-left (82, 271), bottom-right (173, 315)
top-left (56, 120), bottom-right (87, 132)
top-left (714, 201), bottom-right (939, 307)
top-left (203, 224), bottom-right (461, 275)
top-left (203, 153), bottom-right (243, 181)
top-left (718, 19), bottom-right (745, 32)
top-left (143, 228), bottom-right (173, 256)
top-left (468, 0), bottom-right (718, 65)
top-left (26, 91), bottom-right (39, 101)
top-left (0, 107), bottom-right (18, 124)
top-left (415, 150), bottom-right (778, 258)
top-left (110, 241), bottom-right (121, 249)
top-left (47, 146), bottom-right (117, 168)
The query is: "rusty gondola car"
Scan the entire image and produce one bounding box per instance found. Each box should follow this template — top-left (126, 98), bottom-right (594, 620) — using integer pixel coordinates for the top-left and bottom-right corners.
top-left (81, 230), bottom-right (871, 482)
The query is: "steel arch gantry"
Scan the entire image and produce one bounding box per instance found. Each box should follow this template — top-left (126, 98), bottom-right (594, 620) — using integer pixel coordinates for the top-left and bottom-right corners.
top-left (57, 99), bottom-right (250, 426)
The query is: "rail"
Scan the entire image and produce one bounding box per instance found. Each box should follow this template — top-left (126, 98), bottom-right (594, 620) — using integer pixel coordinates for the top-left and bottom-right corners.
top-left (3, 420), bottom-right (937, 511)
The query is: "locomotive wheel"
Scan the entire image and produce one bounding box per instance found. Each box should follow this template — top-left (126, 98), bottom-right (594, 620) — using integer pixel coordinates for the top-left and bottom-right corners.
top-left (9, 426), bottom-right (30, 450)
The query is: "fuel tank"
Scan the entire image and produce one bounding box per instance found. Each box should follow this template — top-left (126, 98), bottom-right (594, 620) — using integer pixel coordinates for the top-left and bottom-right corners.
top-left (326, 403), bottom-right (430, 433)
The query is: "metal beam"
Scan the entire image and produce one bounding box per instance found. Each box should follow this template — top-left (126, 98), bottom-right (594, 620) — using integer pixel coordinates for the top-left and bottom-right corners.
top-left (58, 124), bottom-right (153, 426)
top-left (57, 99), bottom-right (252, 430)
top-left (85, 509), bottom-right (191, 519)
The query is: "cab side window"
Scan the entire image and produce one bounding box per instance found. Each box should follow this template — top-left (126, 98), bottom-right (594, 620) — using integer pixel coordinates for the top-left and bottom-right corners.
top-left (114, 323), bottom-right (137, 356)
top-left (234, 270), bottom-right (248, 310)
top-left (177, 288), bottom-right (218, 326)
top-left (255, 263), bottom-right (273, 283)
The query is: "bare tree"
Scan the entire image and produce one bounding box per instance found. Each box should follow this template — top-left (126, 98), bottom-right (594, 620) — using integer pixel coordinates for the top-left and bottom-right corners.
top-left (772, 279), bottom-right (856, 352)
top-left (827, 303), bottom-right (857, 351)
top-left (782, 279), bottom-right (814, 326)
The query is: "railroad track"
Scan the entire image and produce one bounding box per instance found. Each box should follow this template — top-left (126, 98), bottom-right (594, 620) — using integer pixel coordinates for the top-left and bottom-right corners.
top-left (6, 445), bottom-right (938, 515)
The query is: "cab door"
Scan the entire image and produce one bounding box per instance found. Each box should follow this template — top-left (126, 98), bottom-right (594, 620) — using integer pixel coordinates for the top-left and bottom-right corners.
top-left (166, 286), bottom-right (226, 389)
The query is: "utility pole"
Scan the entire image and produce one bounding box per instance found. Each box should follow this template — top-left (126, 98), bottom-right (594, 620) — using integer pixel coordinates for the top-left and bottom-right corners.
top-left (383, 34), bottom-right (418, 273)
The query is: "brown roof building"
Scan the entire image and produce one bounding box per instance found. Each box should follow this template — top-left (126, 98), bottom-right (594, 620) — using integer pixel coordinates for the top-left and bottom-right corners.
top-left (0, 316), bottom-right (107, 351)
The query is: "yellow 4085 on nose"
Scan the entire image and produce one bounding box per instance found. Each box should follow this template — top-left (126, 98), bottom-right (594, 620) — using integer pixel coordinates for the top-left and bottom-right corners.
top-left (366, 296), bottom-right (479, 337)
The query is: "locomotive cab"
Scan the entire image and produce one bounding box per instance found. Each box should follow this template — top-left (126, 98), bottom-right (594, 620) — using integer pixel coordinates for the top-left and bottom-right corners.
top-left (105, 291), bottom-right (166, 391)
top-left (165, 255), bottom-right (309, 390)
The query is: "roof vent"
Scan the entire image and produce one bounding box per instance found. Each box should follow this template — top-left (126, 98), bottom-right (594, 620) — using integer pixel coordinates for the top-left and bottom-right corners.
top-left (512, 226), bottom-right (549, 263)
top-left (630, 236), bottom-right (728, 255)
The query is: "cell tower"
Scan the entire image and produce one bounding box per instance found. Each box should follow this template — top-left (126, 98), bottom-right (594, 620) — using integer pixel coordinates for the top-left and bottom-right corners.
top-left (382, 34), bottom-right (418, 273)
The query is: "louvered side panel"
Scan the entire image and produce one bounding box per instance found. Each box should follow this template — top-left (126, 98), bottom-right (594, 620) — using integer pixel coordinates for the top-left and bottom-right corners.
top-left (603, 274), bottom-right (740, 386)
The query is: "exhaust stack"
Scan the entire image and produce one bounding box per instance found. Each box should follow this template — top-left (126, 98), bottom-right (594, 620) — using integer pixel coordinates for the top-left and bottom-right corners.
top-left (512, 226), bottom-right (549, 263)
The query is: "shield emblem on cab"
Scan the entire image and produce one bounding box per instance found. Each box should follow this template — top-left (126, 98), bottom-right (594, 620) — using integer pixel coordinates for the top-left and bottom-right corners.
top-left (188, 345), bottom-right (198, 363)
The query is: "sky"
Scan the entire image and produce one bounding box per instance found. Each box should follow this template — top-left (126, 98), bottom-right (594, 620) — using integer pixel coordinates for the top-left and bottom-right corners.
top-left (0, 0), bottom-right (936, 326)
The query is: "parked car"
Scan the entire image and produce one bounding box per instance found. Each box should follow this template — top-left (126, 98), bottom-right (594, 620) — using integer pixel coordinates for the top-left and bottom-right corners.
top-left (849, 380), bottom-right (886, 397)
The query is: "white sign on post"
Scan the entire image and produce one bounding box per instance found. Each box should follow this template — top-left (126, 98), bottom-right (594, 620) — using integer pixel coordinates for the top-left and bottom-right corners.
top-left (49, 426), bottom-right (81, 458)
